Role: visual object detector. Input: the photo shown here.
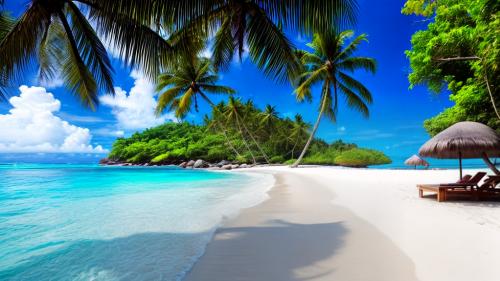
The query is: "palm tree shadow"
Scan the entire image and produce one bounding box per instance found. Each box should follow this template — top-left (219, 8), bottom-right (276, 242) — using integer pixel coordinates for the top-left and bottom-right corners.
top-left (185, 219), bottom-right (348, 281)
top-left (0, 231), bottom-right (213, 281)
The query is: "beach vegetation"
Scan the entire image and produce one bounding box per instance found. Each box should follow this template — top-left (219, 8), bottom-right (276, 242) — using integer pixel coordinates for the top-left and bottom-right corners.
top-left (108, 106), bottom-right (391, 167)
top-left (403, 0), bottom-right (500, 135)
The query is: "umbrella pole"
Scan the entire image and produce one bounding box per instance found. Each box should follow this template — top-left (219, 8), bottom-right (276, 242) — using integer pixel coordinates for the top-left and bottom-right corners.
top-left (459, 152), bottom-right (463, 180)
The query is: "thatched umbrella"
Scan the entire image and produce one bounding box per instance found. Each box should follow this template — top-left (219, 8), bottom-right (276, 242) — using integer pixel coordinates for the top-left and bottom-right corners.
top-left (419, 121), bottom-right (500, 179)
top-left (405, 155), bottom-right (429, 169)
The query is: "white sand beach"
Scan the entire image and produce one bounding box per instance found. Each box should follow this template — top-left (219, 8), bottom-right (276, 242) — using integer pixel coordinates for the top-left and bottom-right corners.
top-left (185, 166), bottom-right (500, 281)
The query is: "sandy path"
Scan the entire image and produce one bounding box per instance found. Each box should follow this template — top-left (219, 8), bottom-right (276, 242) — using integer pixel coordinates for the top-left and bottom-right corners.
top-left (184, 171), bottom-right (418, 281)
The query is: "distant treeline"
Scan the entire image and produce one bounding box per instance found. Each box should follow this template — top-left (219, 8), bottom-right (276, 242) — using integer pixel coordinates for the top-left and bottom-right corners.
top-left (108, 100), bottom-right (391, 167)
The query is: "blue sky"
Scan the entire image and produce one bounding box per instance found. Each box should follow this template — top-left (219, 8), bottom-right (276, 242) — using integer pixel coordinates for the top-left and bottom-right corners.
top-left (0, 0), bottom-right (460, 165)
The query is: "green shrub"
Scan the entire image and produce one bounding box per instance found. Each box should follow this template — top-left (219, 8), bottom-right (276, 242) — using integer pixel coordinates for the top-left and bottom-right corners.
top-left (151, 152), bottom-right (170, 163)
top-left (269, 155), bottom-right (285, 164)
top-left (334, 148), bottom-right (391, 167)
top-left (235, 155), bottom-right (250, 164)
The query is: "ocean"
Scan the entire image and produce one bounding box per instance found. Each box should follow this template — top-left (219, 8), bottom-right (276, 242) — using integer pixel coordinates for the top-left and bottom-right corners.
top-left (0, 164), bottom-right (274, 281)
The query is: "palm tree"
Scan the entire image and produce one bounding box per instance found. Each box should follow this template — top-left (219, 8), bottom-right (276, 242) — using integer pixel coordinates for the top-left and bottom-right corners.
top-left (155, 55), bottom-right (242, 157)
top-left (155, 55), bottom-right (235, 117)
top-left (224, 97), bottom-right (257, 163)
top-left (95, 0), bottom-right (359, 82)
top-left (289, 114), bottom-right (311, 159)
top-left (0, 0), bottom-right (188, 109)
top-left (291, 30), bottom-right (376, 167)
top-left (260, 104), bottom-right (280, 132)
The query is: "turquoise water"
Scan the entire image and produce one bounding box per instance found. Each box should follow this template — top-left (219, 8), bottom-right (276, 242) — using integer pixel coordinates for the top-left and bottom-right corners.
top-left (0, 164), bottom-right (273, 281)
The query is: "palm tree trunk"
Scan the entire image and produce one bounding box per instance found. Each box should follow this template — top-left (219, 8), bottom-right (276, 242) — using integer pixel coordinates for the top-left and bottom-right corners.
top-left (200, 93), bottom-right (242, 158)
top-left (291, 92), bottom-right (328, 168)
top-left (239, 118), bottom-right (270, 164)
top-left (291, 136), bottom-right (299, 159)
top-left (235, 115), bottom-right (257, 164)
top-left (217, 122), bottom-right (242, 158)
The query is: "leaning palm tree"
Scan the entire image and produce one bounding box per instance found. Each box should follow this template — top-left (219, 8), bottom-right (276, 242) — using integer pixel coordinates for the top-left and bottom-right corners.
top-left (0, 0), bottom-right (190, 109)
top-left (291, 30), bottom-right (376, 167)
top-left (224, 97), bottom-right (257, 163)
top-left (289, 114), bottom-right (311, 159)
top-left (260, 104), bottom-right (280, 132)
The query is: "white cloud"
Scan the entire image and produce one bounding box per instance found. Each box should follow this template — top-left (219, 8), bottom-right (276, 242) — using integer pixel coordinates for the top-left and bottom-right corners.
top-left (351, 129), bottom-right (394, 140)
top-left (57, 112), bottom-right (106, 123)
top-left (338, 126), bottom-right (346, 132)
top-left (100, 71), bottom-right (176, 130)
top-left (93, 128), bottom-right (125, 137)
top-left (0, 86), bottom-right (106, 153)
top-left (39, 76), bottom-right (64, 89)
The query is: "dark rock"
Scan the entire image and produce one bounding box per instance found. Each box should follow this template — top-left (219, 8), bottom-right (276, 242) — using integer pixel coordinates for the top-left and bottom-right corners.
top-left (221, 164), bottom-right (232, 170)
top-left (194, 159), bottom-right (209, 168)
top-left (217, 160), bottom-right (231, 167)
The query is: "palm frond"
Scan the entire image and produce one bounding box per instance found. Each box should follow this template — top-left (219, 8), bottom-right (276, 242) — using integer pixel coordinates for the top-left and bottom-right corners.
top-left (337, 82), bottom-right (369, 117)
top-left (58, 11), bottom-right (98, 109)
top-left (176, 88), bottom-right (195, 118)
top-left (0, 3), bottom-right (51, 83)
top-left (38, 19), bottom-right (65, 84)
top-left (259, 0), bottom-right (358, 34)
top-left (337, 33), bottom-right (368, 61)
top-left (0, 11), bottom-right (14, 39)
top-left (66, 2), bottom-right (114, 94)
top-left (338, 71), bottom-right (373, 103)
top-left (155, 86), bottom-right (185, 116)
top-left (246, 7), bottom-right (301, 82)
top-left (320, 80), bottom-right (336, 122)
top-left (199, 84), bottom-right (235, 95)
top-left (89, 7), bottom-right (177, 81)
top-left (294, 66), bottom-right (328, 101)
top-left (337, 56), bottom-right (376, 73)
top-left (295, 50), bottom-right (323, 67)
top-left (212, 15), bottom-right (235, 71)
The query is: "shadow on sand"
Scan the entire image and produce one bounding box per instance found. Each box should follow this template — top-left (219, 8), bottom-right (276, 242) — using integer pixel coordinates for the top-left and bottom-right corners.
top-left (184, 219), bottom-right (348, 281)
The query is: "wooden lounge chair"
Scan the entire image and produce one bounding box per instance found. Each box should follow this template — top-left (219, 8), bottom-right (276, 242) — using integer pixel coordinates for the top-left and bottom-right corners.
top-left (417, 172), bottom-right (487, 202)
top-left (477, 175), bottom-right (500, 199)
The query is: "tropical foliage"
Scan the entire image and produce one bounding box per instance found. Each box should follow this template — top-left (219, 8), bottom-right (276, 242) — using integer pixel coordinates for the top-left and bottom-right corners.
top-left (155, 55), bottom-right (235, 118)
top-left (0, 0), bottom-right (359, 105)
top-left (0, 0), bottom-right (191, 108)
top-left (291, 30), bottom-right (376, 167)
top-left (108, 103), bottom-right (391, 167)
top-left (403, 0), bottom-right (500, 135)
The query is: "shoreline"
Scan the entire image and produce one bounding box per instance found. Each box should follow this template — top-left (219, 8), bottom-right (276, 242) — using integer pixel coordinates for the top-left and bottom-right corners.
top-left (184, 168), bottom-right (419, 281)
top-left (184, 166), bottom-right (500, 281)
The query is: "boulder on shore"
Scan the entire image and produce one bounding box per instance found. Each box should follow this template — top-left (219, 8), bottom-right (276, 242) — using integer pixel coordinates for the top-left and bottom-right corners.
top-left (217, 160), bottom-right (231, 167)
top-left (239, 163), bottom-right (248, 168)
top-left (221, 164), bottom-right (232, 170)
top-left (179, 162), bottom-right (187, 168)
top-left (231, 164), bottom-right (240, 169)
top-left (194, 159), bottom-right (209, 168)
top-left (186, 160), bottom-right (196, 167)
